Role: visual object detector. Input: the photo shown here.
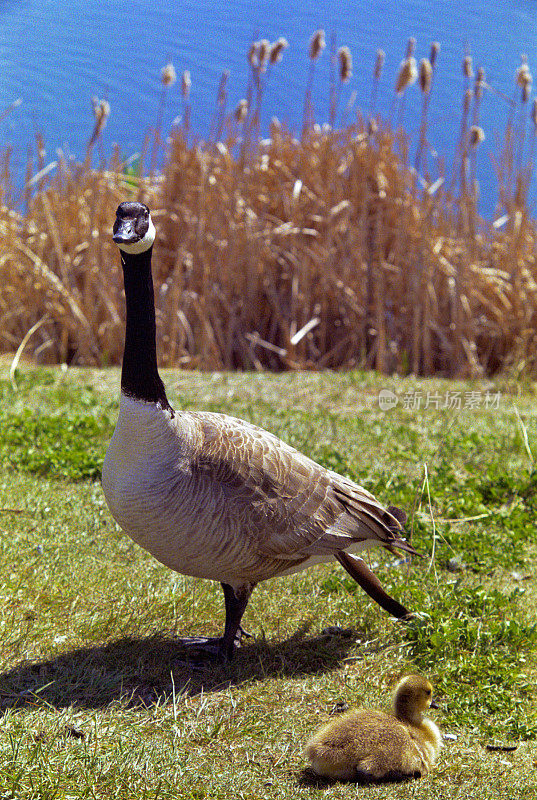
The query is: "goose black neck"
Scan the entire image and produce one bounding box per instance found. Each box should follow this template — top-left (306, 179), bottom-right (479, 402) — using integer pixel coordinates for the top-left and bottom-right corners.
top-left (120, 247), bottom-right (172, 411)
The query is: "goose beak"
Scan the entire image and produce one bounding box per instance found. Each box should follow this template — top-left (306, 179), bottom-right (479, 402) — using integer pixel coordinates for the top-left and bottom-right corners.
top-left (113, 216), bottom-right (140, 246)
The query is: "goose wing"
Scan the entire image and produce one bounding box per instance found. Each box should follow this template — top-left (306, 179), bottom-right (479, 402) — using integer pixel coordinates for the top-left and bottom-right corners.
top-left (189, 412), bottom-right (413, 563)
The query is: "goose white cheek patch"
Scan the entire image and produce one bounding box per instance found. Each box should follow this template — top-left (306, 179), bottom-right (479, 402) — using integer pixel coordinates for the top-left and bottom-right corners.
top-left (117, 218), bottom-right (156, 254)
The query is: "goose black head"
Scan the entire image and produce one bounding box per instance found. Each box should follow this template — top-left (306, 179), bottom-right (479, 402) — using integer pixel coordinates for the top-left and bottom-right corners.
top-left (113, 201), bottom-right (156, 254)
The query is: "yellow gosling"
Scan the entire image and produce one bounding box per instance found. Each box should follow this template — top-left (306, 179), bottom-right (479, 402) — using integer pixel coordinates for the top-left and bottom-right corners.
top-left (304, 675), bottom-right (442, 782)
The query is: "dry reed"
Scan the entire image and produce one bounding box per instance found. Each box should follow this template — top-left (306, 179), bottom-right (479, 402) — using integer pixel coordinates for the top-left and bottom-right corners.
top-left (2, 38), bottom-right (537, 378)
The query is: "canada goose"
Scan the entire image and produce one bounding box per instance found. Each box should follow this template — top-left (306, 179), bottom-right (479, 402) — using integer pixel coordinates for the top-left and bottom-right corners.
top-left (102, 201), bottom-right (416, 661)
top-left (304, 675), bottom-right (442, 782)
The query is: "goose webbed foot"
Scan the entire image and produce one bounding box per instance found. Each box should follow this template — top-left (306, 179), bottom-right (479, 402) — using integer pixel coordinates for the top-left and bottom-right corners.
top-left (172, 635), bottom-right (235, 662)
top-left (171, 635), bottom-right (222, 665)
top-left (237, 624), bottom-right (253, 640)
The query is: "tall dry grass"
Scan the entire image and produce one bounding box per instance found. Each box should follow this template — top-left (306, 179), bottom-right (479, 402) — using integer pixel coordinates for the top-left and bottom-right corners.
top-left (2, 37), bottom-right (537, 376)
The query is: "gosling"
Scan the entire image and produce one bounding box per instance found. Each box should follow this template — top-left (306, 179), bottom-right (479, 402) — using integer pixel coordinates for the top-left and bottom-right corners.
top-left (304, 675), bottom-right (442, 782)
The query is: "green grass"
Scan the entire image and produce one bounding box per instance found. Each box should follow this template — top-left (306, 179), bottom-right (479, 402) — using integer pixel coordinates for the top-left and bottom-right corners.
top-left (0, 365), bottom-right (536, 798)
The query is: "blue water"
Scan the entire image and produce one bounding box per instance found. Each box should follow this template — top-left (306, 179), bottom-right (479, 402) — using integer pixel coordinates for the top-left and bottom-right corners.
top-left (2, 0), bottom-right (537, 216)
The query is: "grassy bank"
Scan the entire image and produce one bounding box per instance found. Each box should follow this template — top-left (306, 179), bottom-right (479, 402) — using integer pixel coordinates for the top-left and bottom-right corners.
top-left (1, 38), bottom-right (537, 377)
top-left (0, 365), bottom-right (535, 797)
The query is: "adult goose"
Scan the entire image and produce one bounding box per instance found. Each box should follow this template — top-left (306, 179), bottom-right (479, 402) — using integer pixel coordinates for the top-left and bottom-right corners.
top-left (102, 201), bottom-right (416, 661)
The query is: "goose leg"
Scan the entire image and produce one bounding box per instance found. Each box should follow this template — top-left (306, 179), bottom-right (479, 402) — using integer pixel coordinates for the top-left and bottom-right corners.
top-left (172, 582), bottom-right (256, 662)
top-left (219, 582), bottom-right (256, 661)
top-left (335, 552), bottom-right (412, 619)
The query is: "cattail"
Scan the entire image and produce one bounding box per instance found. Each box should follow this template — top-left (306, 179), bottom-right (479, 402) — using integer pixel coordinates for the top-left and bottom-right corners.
top-left (516, 64), bottom-right (530, 87)
top-left (419, 58), bottom-right (433, 94)
top-left (92, 97), bottom-right (110, 125)
top-left (405, 37), bottom-right (416, 58)
top-left (516, 59), bottom-right (532, 101)
top-left (247, 41), bottom-right (258, 68)
top-left (464, 88), bottom-right (473, 115)
top-left (270, 37), bottom-right (288, 65)
top-left (516, 56), bottom-right (529, 86)
top-left (374, 49), bottom-right (385, 80)
top-left (430, 41), bottom-right (440, 68)
top-left (532, 98), bottom-right (537, 128)
top-left (215, 70), bottom-right (229, 107)
top-left (181, 70), bottom-right (191, 100)
top-left (161, 62), bottom-right (177, 88)
top-left (338, 46), bottom-right (352, 83)
top-left (235, 98), bottom-right (248, 123)
top-left (309, 29), bottom-right (325, 60)
top-left (89, 97), bottom-right (110, 146)
top-left (258, 38), bottom-right (270, 71)
top-left (367, 117), bottom-right (378, 136)
top-left (475, 66), bottom-right (485, 100)
top-left (463, 55), bottom-right (473, 80)
top-left (395, 56), bottom-right (417, 94)
top-left (469, 125), bottom-right (485, 147)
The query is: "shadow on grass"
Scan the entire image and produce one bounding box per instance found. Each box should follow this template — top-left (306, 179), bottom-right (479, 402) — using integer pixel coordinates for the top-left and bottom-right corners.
top-left (297, 767), bottom-right (419, 788)
top-left (0, 622), bottom-right (361, 712)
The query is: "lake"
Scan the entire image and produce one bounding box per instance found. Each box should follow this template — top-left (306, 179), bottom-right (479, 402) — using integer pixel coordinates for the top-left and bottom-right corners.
top-left (2, 0), bottom-right (537, 216)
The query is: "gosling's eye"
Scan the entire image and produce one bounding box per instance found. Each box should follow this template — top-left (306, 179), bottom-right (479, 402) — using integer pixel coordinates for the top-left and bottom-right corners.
top-left (426, 689), bottom-right (432, 696)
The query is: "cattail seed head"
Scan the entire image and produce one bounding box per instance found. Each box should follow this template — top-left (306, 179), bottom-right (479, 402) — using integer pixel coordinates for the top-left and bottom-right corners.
top-left (217, 70), bottom-right (229, 105)
top-left (270, 37), bottom-right (288, 65)
top-left (235, 98), bottom-right (248, 123)
top-left (405, 37), bottom-right (416, 58)
top-left (338, 46), bottom-right (352, 83)
top-left (516, 59), bottom-right (532, 101)
top-left (463, 55), bottom-right (473, 80)
top-left (395, 56), bottom-right (418, 95)
top-left (419, 58), bottom-right (433, 94)
top-left (309, 29), bottom-right (326, 60)
top-left (248, 41), bottom-right (258, 68)
top-left (374, 49), bottom-right (385, 80)
top-left (464, 88), bottom-right (473, 115)
top-left (161, 62), bottom-right (177, 88)
top-left (430, 41), bottom-right (440, 68)
top-left (258, 39), bottom-right (271, 68)
top-left (516, 62), bottom-right (531, 88)
top-left (181, 70), bottom-right (191, 100)
top-left (92, 96), bottom-right (110, 123)
top-left (475, 66), bottom-right (485, 100)
top-left (469, 125), bottom-right (485, 147)
top-left (90, 97), bottom-right (110, 142)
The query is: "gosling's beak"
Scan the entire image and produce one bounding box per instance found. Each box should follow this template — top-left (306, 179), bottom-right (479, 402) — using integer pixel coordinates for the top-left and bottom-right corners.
top-left (430, 698), bottom-right (440, 709)
top-left (113, 216), bottom-right (139, 246)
